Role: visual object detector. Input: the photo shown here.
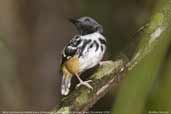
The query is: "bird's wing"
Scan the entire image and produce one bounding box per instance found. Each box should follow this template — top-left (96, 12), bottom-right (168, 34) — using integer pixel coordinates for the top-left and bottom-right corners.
top-left (60, 35), bottom-right (82, 65)
top-left (60, 35), bottom-right (93, 73)
top-left (60, 35), bottom-right (83, 95)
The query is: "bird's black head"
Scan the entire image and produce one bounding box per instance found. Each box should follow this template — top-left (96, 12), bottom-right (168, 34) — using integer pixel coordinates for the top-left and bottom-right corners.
top-left (69, 16), bottom-right (103, 35)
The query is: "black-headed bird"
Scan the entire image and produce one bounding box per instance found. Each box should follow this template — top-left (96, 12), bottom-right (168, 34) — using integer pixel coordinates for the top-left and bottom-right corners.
top-left (60, 16), bottom-right (106, 95)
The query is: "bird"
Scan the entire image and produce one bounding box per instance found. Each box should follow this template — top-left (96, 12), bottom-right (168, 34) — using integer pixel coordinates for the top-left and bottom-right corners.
top-left (60, 16), bottom-right (106, 96)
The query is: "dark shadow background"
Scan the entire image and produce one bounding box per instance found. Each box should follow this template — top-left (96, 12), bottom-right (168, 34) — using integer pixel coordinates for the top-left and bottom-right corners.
top-left (0, 0), bottom-right (157, 112)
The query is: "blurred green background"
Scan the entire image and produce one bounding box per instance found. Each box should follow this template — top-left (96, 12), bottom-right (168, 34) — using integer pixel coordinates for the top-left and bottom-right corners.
top-left (0, 0), bottom-right (170, 113)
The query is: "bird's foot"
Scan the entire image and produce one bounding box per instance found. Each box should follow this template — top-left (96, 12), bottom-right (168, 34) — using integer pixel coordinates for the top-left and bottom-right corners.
top-left (76, 80), bottom-right (93, 90)
top-left (99, 61), bottom-right (108, 66)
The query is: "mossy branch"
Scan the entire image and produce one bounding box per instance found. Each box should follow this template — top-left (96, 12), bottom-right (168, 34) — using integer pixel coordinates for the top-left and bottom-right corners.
top-left (52, 0), bottom-right (171, 113)
top-left (53, 59), bottom-right (127, 114)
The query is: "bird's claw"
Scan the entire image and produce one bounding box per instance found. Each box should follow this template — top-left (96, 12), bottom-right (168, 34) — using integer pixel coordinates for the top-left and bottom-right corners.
top-left (76, 80), bottom-right (93, 90)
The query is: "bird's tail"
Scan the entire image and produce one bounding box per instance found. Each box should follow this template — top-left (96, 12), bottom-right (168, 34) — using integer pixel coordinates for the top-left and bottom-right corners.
top-left (61, 75), bottom-right (72, 96)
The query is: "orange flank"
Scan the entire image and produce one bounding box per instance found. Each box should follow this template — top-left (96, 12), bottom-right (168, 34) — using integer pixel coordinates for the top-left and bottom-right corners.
top-left (62, 55), bottom-right (80, 76)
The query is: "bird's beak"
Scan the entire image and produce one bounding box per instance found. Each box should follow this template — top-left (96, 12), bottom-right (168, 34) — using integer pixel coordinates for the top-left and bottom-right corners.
top-left (69, 18), bottom-right (79, 24)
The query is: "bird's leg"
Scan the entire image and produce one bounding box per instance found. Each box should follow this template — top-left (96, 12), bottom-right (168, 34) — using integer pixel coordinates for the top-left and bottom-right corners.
top-left (75, 73), bottom-right (93, 90)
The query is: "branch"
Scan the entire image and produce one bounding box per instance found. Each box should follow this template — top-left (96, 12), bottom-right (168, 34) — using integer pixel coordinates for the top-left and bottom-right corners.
top-left (53, 59), bottom-right (127, 113)
top-left (52, 0), bottom-right (171, 113)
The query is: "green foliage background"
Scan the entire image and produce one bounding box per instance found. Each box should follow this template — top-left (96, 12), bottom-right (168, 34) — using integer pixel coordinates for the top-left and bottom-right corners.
top-left (0, 0), bottom-right (170, 113)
